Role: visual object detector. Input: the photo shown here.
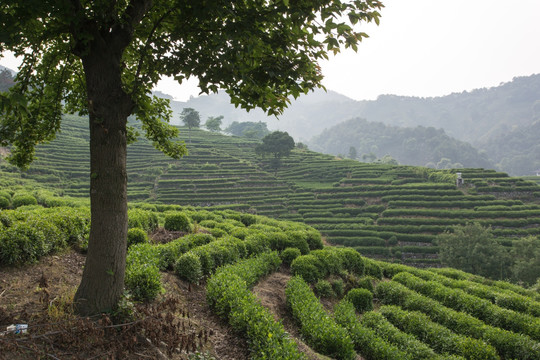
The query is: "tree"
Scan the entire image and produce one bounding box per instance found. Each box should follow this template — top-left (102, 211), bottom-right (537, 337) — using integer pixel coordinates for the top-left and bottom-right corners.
top-left (435, 223), bottom-right (511, 280)
top-left (180, 107), bottom-right (200, 142)
top-left (0, 0), bottom-right (383, 315)
top-left (204, 115), bottom-right (223, 133)
top-left (348, 146), bottom-right (357, 160)
top-left (225, 121), bottom-right (270, 139)
top-left (256, 131), bottom-right (295, 172)
top-left (510, 236), bottom-right (540, 286)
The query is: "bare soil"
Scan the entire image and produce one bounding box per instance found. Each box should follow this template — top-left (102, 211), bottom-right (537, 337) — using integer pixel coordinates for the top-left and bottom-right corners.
top-left (0, 249), bottom-right (250, 359)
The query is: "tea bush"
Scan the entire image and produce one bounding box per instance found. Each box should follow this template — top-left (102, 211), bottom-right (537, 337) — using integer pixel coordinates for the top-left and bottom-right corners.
top-left (127, 228), bottom-right (148, 247)
top-left (360, 311), bottom-right (439, 359)
top-left (12, 194), bottom-right (37, 208)
top-left (174, 252), bottom-right (203, 284)
top-left (345, 288), bottom-right (373, 313)
top-left (280, 247), bottom-right (301, 266)
top-left (164, 212), bottom-right (192, 232)
top-left (207, 252), bottom-right (303, 359)
top-left (286, 276), bottom-right (356, 359)
top-left (379, 305), bottom-right (498, 360)
top-left (333, 300), bottom-right (413, 360)
top-left (314, 279), bottom-right (335, 298)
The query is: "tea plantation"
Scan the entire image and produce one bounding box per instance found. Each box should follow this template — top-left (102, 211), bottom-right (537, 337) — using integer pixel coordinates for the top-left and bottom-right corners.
top-left (1, 196), bottom-right (540, 359)
top-left (2, 115), bottom-right (538, 266)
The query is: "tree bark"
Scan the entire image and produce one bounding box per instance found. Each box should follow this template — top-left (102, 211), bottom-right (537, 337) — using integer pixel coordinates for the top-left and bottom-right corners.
top-left (73, 43), bottom-right (134, 315)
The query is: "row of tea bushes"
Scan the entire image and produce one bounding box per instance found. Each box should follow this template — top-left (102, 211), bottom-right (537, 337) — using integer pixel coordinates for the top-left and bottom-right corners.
top-left (392, 272), bottom-right (540, 341)
top-left (378, 305), bottom-right (497, 359)
top-left (207, 252), bottom-right (306, 360)
top-left (374, 281), bottom-right (540, 359)
top-left (286, 276), bottom-right (356, 359)
top-left (0, 206), bottom-right (90, 265)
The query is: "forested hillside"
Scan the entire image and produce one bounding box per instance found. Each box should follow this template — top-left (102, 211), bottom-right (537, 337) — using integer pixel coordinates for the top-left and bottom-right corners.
top-left (308, 117), bottom-right (494, 169)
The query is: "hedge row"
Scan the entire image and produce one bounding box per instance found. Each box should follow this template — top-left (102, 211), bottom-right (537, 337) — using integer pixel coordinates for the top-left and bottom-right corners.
top-left (393, 272), bottom-right (540, 341)
top-left (290, 247), bottom-right (366, 283)
top-left (0, 207), bottom-right (90, 265)
top-left (286, 276), bottom-right (356, 359)
top-left (174, 236), bottom-right (250, 284)
top-left (333, 300), bottom-right (415, 360)
top-left (378, 305), bottom-right (497, 360)
top-left (206, 252), bottom-right (305, 359)
top-left (408, 268), bottom-right (540, 317)
top-left (361, 310), bottom-right (465, 360)
top-left (375, 281), bottom-right (540, 359)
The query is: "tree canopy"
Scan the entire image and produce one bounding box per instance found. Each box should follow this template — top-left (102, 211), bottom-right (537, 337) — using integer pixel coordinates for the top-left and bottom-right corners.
top-left (180, 108), bottom-right (201, 129)
top-left (0, 0), bottom-right (383, 315)
top-left (256, 131), bottom-right (295, 159)
top-left (204, 115), bottom-right (223, 132)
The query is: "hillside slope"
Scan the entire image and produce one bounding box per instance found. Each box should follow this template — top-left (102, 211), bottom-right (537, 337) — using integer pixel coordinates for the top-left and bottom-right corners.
top-left (1, 115), bottom-right (539, 267)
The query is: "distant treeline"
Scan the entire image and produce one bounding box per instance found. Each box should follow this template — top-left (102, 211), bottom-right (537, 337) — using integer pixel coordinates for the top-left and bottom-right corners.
top-left (308, 118), bottom-right (494, 170)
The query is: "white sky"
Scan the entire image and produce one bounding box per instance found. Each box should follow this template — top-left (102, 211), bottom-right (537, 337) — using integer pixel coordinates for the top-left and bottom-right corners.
top-left (2, 0), bottom-right (540, 101)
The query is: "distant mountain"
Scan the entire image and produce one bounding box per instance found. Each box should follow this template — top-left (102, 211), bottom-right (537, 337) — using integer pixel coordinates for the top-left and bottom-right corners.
top-left (308, 118), bottom-right (494, 170)
top-left (0, 66), bottom-right (15, 92)
top-left (163, 74), bottom-right (540, 147)
top-left (161, 88), bottom-right (365, 142)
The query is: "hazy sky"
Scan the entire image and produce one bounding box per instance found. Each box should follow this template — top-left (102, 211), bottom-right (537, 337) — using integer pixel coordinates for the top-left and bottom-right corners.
top-left (2, 0), bottom-right (540, 101)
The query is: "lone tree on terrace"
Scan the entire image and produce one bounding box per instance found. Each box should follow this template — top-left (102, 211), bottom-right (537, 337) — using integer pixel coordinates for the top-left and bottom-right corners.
top-left (180, 107), bottom-right (200, 142)
top-left (0, 0), bottom-right (383, 315)
top-left (256, 130), bottom-right (295, 172)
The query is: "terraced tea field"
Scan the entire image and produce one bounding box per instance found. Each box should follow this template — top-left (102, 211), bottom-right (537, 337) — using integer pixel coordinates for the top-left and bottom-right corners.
top-left (2, 200), bottom-right (540, 359)
top-left (1, 115), bottom-right (539, 265)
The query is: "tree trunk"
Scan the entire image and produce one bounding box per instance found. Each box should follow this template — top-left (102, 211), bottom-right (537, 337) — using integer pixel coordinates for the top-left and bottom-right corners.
top-left (73, 46), bottom-right (134, 316)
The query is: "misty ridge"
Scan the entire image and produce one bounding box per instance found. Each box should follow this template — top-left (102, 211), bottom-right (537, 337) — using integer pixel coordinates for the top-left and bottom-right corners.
top-left (1, 65), bottom-right (539, 176)
top-left (163, 73), bottom-right (540, 176)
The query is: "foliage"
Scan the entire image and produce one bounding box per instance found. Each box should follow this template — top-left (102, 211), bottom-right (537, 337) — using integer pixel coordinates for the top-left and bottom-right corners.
top-left (286, 276), bottom-right (356, 359)
top-left (280, 247), bottom-right (301, 266)
top-left (180, 108), bottom-right (201, 129)
top-left (174, 252), bottom-right (203, 284)
top-left (256, 131), bottom-right (295, 159)
top-left (314, 279), bottom-right (335, 298)
top-left (333, 300), bottom-right (413, 360)
top-left (207, 252), bottom-right (304, 359)
top-left (225, 121), bottom-right (270, 139)
top-left (436, 223), bottom-right (511, 280)
top-left (204, 115), bottom-right (223, 132)
top-left (164, 212), bottom-right (192, 232)
top-left (510, 236), bottom-right (540, 286)
top-left (345, 288), bottom-right (373, 313)
top-left (127, 227), bottom-right (148, 247)
top-left (11, 193), bottom-right (37, 208)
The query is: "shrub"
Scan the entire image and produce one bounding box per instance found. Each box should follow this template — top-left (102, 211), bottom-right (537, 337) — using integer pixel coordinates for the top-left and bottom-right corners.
top-left (209, 227), bottom-right (227, 238)
top-left (164, 212), bottom-right (192, 232)
top-left (286, 276), bottom-right (355, 359)
top-left (0, 197), bottom-right (10, 209)
top-left (334, 300), bottom-right (411, 360)
top-left (11, 194), bottom-right (37, 208)
top-left (124, 262), bottom-right (163, 302)
top-left (305, 229), bottom-right (324, 250)
top-left (355, 276), bottom-right (375, 292)
top-left (339, 248), bottom-right (365, 276)
top-left (291, 255), bottom-right (325, 283)
top-left (206, 253), bottom-right (303, 359)
top-left (314, 280), bottom-right (335, 298)
top-left (128, 208), bottom-right (158, 231)
top-left (0, 223), bottom-right (46, 265)
top-left (127, 228), bottom-right (148, 247)
top-left (331, 278), bottom-right (345, 297)
top-left (174, 252), bottom-right (203, 284)
top-left (345, 288), bottom-right (373, 313)
top-left (280, 247), bottom-right (301, 266)
top-left (364, 258), bottom-right (383, 279)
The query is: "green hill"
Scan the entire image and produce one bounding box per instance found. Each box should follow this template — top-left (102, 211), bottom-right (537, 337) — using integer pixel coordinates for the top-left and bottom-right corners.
top-left (307, 117), bottom-right (495, 169)
top-left (2, 115), bottom-right (539, 268)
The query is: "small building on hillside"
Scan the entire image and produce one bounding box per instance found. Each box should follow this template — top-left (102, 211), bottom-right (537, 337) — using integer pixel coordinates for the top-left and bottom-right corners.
top-left (456, 172), bottom-right (464, 186)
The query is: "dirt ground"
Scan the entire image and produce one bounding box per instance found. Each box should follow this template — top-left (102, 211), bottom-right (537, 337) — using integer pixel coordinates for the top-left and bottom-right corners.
top-left (0, 249), bottom-right (250, 359)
